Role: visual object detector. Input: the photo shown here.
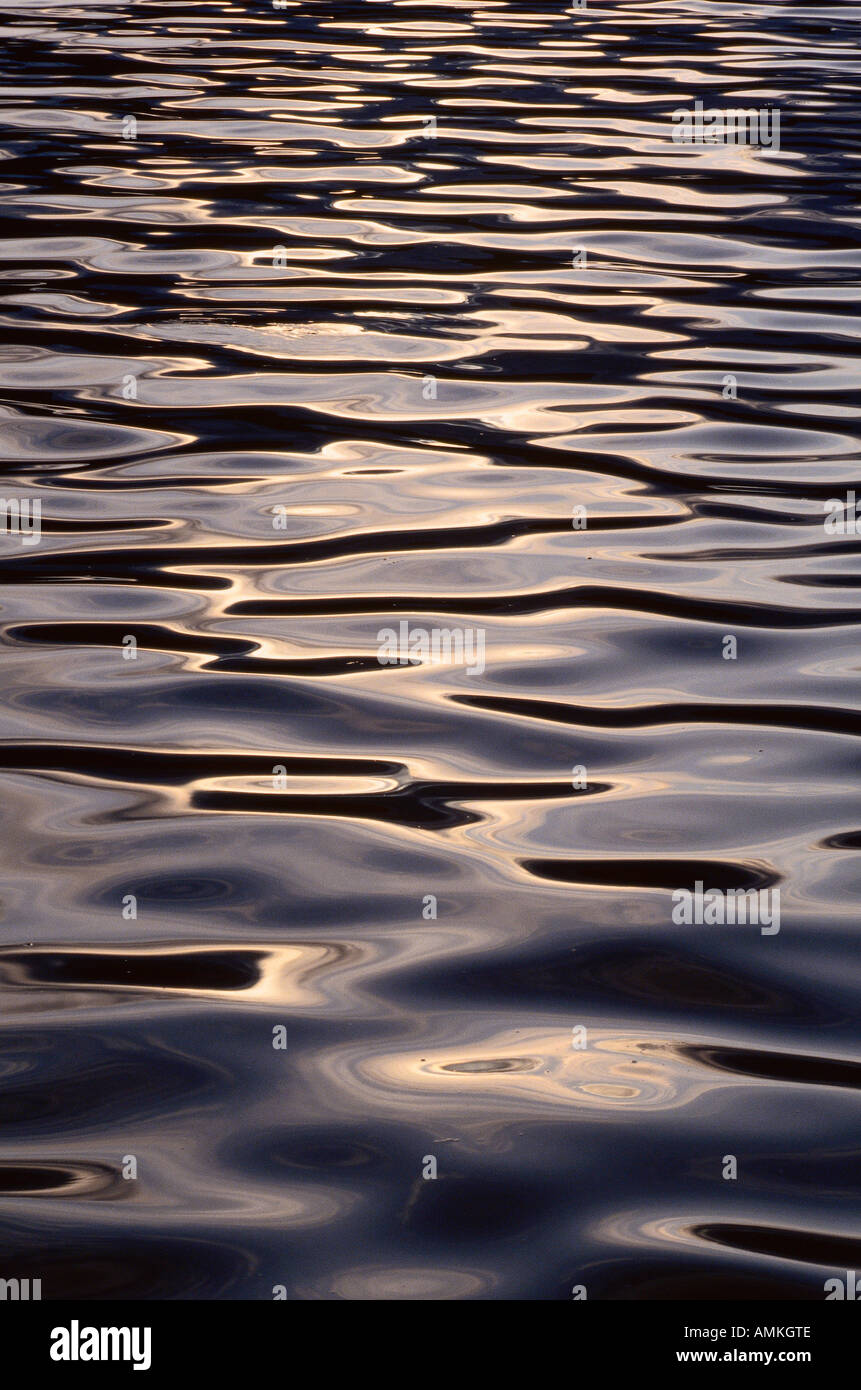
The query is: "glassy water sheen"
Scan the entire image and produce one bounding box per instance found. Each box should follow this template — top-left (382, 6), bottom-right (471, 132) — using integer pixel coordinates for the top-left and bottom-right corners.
top-left (0, 0), bottom-right (859, 1301)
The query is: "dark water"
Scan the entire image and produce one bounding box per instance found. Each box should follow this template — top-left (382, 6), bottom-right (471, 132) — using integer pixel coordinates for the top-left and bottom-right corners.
top-left (0, 0), bottom-right (859, 1301)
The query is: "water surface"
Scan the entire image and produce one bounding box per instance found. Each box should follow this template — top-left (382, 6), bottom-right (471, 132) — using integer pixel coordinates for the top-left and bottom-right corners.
top-left (0, 0), bottom-right (860, 1300)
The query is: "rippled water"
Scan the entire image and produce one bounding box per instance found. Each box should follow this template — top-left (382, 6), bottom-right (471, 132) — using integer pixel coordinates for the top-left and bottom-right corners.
top-left (1, 0), bottom-right (860, 1301)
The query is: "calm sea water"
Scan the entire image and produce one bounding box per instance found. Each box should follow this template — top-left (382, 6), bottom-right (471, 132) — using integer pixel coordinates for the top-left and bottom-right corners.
top-left (0, 0), bottom-right (860, 1300)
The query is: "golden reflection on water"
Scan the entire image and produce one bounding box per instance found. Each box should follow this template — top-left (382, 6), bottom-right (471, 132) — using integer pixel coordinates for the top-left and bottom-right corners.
top-left (336, 1029), bottom-right (722, 1116)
